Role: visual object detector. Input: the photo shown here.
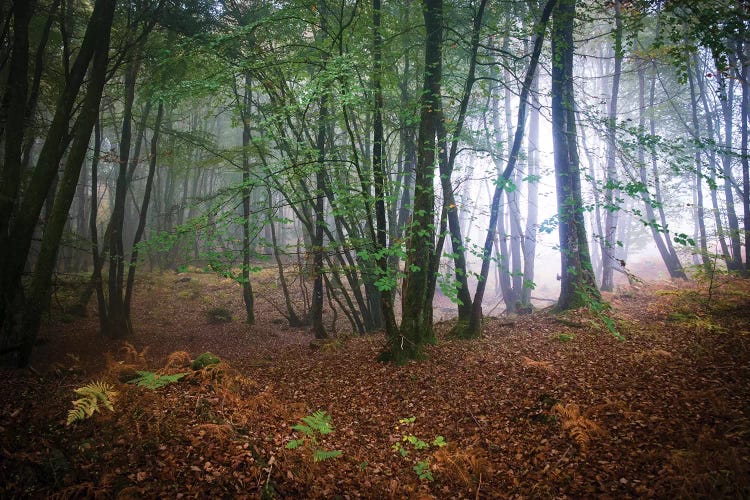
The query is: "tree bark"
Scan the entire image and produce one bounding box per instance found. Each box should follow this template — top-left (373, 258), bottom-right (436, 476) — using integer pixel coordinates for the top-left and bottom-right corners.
top-left (551, 0), bottom-right (599, 310)
top-left (381, 0), bottom-right (442, 362)
top-left (12, 0), bottom-right (115, 366)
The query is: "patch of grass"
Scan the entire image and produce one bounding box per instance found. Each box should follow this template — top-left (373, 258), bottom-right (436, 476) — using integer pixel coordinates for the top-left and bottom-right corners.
top-left (556, 333), bottom-right (575, 342)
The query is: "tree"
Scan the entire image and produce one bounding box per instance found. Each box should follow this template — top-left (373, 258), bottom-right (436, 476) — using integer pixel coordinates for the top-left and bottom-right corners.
top-left (4, 0), bottom-right (117, 366)
top-left (551, 0), bottom-right (599, 309)
top-left (380, 0), bottom-right (442, 362)
top-left (465, 0), bottom-right (556, 338)
top-left (600, 0), bottom-right (623, 292)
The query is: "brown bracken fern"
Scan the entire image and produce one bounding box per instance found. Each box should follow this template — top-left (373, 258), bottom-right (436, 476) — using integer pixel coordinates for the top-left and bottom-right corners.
top-left (552, 403), bottom-right (604, 452)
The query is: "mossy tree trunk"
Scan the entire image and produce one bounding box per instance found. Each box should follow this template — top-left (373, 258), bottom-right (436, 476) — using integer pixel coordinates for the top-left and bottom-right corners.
top-left (380, 0), bottom-right (442, 363)
top-left (551, 0), bottom-right (599, 310)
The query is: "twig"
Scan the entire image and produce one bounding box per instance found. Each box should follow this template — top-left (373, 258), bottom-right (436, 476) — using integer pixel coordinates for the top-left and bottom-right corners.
top-left (468, 409), bottom-right (483, 429)
top-left (554, 445), bottom-right (572, 469)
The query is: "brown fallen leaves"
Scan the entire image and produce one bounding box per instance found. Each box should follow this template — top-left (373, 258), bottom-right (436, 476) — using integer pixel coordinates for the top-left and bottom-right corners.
top-left (1, 273), bottom-right (749, 498)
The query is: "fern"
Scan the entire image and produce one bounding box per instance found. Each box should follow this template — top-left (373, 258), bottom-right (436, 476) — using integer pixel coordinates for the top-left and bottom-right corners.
top-left (127, 371), bottom-right (186, 389)
top-left (313, 449), bottom-right (342, 462)
top-left (286, 411), bottom-right (342, 462)
top-left (552, 403), bottom-right (604, 451)
top-left (66, 382), bottom-right (117, 425)
top-left (293, 410), bottom-right (334, 436)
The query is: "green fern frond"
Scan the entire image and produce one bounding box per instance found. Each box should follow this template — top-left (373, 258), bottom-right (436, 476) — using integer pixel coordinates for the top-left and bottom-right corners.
top-left (127, 371), bottom-right (186, 389)
top-left (313, 449), bottom-right (342, 462)
top-left (66, 382), bottom-right (117, 425)
top-left (302, 410), bottom-right (334, 435)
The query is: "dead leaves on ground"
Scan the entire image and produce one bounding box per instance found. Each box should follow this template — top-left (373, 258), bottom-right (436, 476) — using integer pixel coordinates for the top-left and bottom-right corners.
top-left (3, 275), bottom-right (750, 498)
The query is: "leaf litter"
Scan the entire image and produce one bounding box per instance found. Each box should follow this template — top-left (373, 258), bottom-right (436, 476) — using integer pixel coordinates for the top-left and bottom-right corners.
top-left (0, 271), bottom-right (748, 498)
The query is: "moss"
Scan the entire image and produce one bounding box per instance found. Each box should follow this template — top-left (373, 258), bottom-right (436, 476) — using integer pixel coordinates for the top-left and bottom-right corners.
top-left (191, 352), bottom-right (220, 370)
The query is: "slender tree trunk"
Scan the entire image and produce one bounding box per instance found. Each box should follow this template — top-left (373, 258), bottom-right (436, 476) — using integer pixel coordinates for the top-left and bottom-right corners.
top-left (715, 58), bottom-right (743, 271)
top-left (601, 0), bottom-right (623, 291)
top-left (0, 0), bottom-right (31, 241)
top-left (106, 55), bottom-right (141, 339)
top-left (236, 74), bottom-right (256, 324)
top-left (372, 0), bottom-right (398, 337)
top-left (312, 88), bottom-right (328, 340)
top-left (521, 73), bottom-right (541, 307)
top-left (636, 64), bottom-right (686, 279)
top-left (739, 39), bottom-right (750, 274)
top-left (694, 55), bottom-right (731, 268)
top-left (686, 50), bottom-right (711, 274)
top-left (124, 103), bottom-right (164, 317)
top-left (466, 0), bottom-right (556, 336)
top-left (90, 117), bottom-right (108, 333)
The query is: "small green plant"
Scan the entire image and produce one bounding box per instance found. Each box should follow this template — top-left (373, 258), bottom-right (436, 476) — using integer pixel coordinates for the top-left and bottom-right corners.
top-left (66, 382), bottom-right (117, 425)
top-left (574, 283), bottom-right (624, 340)
top-left (556, 333), bottom-right (575, 342)
top-left (286, 411), bottom-right (342, 462)
top-left (191, 352), bottom-right (220, 370)
top-left (413, 460), bottom-right (434, 481)
top-left (127, 371), bottom-right (187, 389)
top-left (392, 417), bottom-right (447, 481)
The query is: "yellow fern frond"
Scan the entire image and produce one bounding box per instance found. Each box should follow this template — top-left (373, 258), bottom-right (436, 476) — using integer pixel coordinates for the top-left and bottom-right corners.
top-left (66, 381), bottom-right (118, 425)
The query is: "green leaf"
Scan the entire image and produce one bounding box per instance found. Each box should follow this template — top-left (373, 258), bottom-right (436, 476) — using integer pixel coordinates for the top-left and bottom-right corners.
top-left (313, 449), bottom-right (342, 462)
top-left (286, 439), bottom-right (304, 450)
top-left (127, 371), bottom-right (187, 390)
top-left (431, 436), bottom-right (447, 447)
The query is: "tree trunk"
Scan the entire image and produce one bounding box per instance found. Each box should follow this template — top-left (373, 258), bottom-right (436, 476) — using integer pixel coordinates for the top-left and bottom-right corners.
top-left (521, 73), bottom-right (541, 307)
top-left (12, 0), bottom-right (115, 366)
top-left (240, 75), bottom-right (256, 325)
top-left (124, 103), bottom-right (164, 317)
top-left (466, 0), bottom-right (555, 336)
top-left (686, 49), bottom-right (711, 274)
top-left (551, 0), bottom-right (599, 310)
top-left (601, 0), bottom-right (623, 292)
top-left (1, 0), bottom-right (111, 335)
top-left (715, 56), bottom-right (743, 272)
top-left (372, 0), bottom-right (399, 338)
top-left (636, 64), bottom-right (686, 279)
top-left (381, 0), bottom-right (442, 362)
top-left (106, 55), bottom-right (141, 339)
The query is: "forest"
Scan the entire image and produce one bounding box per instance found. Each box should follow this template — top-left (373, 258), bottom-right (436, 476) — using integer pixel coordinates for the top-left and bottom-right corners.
top-left (0, 0), bottom-right (749, 497)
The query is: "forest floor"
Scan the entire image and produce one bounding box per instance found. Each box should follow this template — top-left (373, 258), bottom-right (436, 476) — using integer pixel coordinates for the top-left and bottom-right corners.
top-left (1, 268), bottom-right (749, 498)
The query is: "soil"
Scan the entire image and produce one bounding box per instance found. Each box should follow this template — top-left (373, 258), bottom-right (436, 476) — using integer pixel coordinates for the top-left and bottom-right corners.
top-left (1, 269), bottom-right (749, 498)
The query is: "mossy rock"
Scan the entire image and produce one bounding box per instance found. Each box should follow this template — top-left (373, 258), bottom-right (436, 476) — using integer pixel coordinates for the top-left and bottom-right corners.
top-left (191, 352), bottom-right (220, 370)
